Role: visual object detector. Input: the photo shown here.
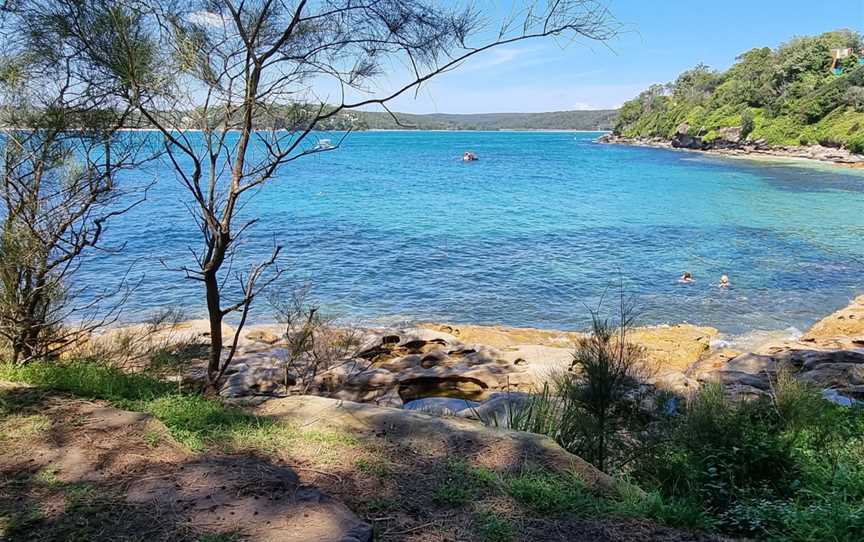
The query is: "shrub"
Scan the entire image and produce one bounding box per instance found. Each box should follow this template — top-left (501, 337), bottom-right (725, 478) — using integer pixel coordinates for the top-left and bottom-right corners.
top-left (740, 109), bottom-right (755, 140)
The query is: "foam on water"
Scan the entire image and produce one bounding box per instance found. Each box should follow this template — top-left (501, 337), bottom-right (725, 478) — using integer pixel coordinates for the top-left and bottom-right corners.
top-left (711, 327), bottom-right (803, 352)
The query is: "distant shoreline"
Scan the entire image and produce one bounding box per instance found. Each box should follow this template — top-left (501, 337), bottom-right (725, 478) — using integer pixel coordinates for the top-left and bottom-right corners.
top-left (366, 129), bottom-right (610, 133)
top-left (115, 128), bottom-right (612, 134)
top-left (597, 134), bottom-right (864, 171)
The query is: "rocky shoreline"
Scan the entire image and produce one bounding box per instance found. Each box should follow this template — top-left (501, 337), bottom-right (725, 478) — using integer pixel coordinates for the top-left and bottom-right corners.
top-left (597, 132), bottom-right (864, 168)
top-left (96, 296), bottom-right (864, 415)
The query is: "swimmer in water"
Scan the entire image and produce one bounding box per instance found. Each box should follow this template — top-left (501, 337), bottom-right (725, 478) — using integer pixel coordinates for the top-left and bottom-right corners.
top-left (679, 271), bottom-right (694, 283)
top-left (719, 274), bottom-right (730, 288)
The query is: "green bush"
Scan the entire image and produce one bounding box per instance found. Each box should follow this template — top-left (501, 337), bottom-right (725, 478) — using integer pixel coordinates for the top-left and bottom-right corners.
top-left (633, 378), bottom-right (864, 539)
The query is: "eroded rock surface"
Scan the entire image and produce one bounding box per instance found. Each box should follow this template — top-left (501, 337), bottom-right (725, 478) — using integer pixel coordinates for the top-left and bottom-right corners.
top-left (682, 298), bottom-right (864, 402)
top-left (217, 322), bottom-right (717, 406)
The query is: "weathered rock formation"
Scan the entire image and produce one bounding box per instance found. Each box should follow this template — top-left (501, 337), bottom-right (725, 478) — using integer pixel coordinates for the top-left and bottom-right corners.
top-left (683, 297), bottom-right (864, 402)
top-left (219, 322), bottom-right (717, 409)
top-left (598, 132), bottom-right (864, 166)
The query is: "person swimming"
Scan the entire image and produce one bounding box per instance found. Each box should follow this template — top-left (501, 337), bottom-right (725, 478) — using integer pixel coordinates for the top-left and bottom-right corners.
top-left (463, 151), bottom-right (478, 161)
top-left (679, 271), bottom-right (694, 283)
top-left (719, 274), bottom-right (730, 288)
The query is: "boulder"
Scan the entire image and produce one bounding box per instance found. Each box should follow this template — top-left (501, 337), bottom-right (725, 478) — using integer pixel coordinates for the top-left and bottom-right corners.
top-left (396, 361), bottom-right (533, 402)
top-left (257, 395), bottom-right (619, 495)
top-left (403, 397), bottom-right (480, 416)
top-left (330, 368), bottom-right (396, 403)
top-left (629, 325), bottom-right (718, 373)
top-left (458, 392), bottom-right (535, 427)
top-left (220, 365), bottom-right (294, 397)
top-left (671, 124), bottom-right (704, 150)
top-left (245, 326), bottom-right (284, 345)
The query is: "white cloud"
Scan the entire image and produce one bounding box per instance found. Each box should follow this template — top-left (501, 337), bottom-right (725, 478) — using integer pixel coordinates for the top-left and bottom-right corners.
top-left (465, 46), bottom-right (542, 71)
top-left (571, 102), bottom-right (596, 111)
top-left (188, 10), bottom-right (223, 28)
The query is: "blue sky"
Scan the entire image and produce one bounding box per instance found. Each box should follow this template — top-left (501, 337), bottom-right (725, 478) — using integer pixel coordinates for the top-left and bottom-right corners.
top-left (368, 0), bottom-right (864, 114)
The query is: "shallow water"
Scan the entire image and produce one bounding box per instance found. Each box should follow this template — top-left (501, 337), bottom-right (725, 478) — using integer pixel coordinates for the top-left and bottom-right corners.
top-left (79, 131), bottom-right (864, 334)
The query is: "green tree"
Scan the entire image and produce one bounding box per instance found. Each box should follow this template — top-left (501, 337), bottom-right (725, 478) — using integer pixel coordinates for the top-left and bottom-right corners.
top-left (0, 4), bottom-right (148, 363)
top-left (53, 0), bottom-right (618, 390)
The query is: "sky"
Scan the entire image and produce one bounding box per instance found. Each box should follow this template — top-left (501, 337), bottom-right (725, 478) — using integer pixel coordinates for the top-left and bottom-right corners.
top-left (356, 0), bottom-right (864, 114)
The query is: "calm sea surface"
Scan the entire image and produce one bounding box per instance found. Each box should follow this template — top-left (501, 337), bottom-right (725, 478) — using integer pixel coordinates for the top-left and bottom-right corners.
top-left (80, 131), bottom-right (864, 335)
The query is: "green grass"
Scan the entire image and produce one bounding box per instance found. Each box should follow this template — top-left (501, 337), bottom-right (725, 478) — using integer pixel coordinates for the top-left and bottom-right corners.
top-left (0, 360), bottom-right (359, 454)
top-left (432, 459), bottom-right (495, 506)
top-left (354, 457), bottom-right (391, 478)
top-left (0, 412), bottom-right (51, 440)
top-left (474, 511), bottom-right (514, 542)
top-left (504, 471), bottom-right (596, 515)
top-left (0, 360), bottom-right (174, 402)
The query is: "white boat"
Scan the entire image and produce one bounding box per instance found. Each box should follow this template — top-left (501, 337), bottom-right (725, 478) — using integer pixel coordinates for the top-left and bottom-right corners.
top-left (314, 138), bottom-right (335, 151)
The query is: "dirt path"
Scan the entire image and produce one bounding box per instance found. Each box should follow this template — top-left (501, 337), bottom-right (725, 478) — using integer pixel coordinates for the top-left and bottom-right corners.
top-left (0, 382), bottom-right (734, 541)
top-left (0, 382), bottom-right (370, 541)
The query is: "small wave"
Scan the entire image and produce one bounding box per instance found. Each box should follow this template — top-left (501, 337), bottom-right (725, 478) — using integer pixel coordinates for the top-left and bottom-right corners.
top-left (711, 326), bottom-right (802, 351)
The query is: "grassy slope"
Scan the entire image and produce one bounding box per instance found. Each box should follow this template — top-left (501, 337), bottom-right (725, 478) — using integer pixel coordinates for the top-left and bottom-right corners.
top-left (0, 361), bottom-right (719, 542)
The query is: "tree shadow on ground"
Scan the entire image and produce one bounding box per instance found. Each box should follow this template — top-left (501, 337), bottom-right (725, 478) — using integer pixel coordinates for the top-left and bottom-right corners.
top-left (0, 386), bottom-right (371, 542)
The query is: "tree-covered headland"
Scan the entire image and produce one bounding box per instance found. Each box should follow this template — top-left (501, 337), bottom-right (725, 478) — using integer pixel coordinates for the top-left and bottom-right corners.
top-left (614, 30), bottom-right (864, 153)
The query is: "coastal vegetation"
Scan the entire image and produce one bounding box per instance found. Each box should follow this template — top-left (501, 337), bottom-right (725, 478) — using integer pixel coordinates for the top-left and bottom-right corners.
top-left (345, 109), bottom-right (618, 131)
top-left (613, 30), bottom-right (864, 152)
top-left (497, 308), bottom-right (864, 542)
top-left (1, 2), bottom-right (863, 542)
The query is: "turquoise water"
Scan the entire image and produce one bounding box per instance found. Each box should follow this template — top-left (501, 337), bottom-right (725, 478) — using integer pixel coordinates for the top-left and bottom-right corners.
top-left (82, 131), bottom-right (864, 334)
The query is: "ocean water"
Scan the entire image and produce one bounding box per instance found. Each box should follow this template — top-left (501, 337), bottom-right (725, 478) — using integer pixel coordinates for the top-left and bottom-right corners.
top-left (79, 131), bottom-right (864, 335)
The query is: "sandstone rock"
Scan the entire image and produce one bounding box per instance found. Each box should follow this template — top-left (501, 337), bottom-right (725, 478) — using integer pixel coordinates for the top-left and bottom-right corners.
top-left (686, 348), bottom-right (742, 380)
top-left (220, 366), bottom-right (294, 397)
top-left (244, 325), bottom-right (285, 345)
top-left (396, 361), bottom-right (533, 402)
top-left (424, 323), bottom-right (716, 389)
top-left (698, 370), bottom-right (772, 391)
top-left (458, 392), bottom-right (534, 427)
top-left (312, 360), bottom-right (371, 391)
top-left (330, 368), bottom-right (396, 403)
top-left (400, 327), bottom-right (460, 345)
top-left (781, 349), bottom-right (864, 371)
top-left (377, 354), bottom-right (422, 372)
top-left (850, 364), bottom-right (864, 385)
top-left (346, 368), bottom-right (397, 388)
top-left (499, 344), bottom-right (572, 386)
top-left (257, 395), bottom-right (619, 495)
top-left (802, 295), bottom-right (864, 346)
top-left (723, 352), bottom-right (778, 374)
top-left (403, 397), bottom-right (480, 416)
top-left (629, 325), bottom-right (718, 373)
top-left (420, 349), bottom-right (449, 368)
top-left (649, 371), bottom-right (699, 395)
top-left (717, 126), bottom-right (742, 143)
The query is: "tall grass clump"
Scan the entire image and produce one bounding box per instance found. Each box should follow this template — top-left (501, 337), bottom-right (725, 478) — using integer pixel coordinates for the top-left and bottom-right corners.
top-left (635, 374), bottom-right (864, 540)
top-left (496, 295), bottom-right (656, 474)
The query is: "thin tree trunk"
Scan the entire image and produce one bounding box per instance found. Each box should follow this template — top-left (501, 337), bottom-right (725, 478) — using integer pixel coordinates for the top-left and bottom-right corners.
top-left (204, 270), bottom-right (223, 390)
